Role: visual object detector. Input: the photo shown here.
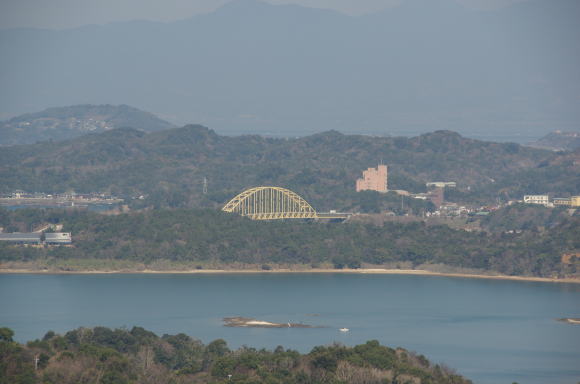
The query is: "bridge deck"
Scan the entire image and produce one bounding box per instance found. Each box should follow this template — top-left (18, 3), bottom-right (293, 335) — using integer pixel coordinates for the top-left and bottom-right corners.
top-left (316, 212), bottom-right (352, 220)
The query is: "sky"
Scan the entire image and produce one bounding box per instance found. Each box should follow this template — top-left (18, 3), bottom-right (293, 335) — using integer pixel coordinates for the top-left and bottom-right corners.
top-left (0, 0), bottom-right (528, 29)
top-left (2, 0), bottom-right (573, 142)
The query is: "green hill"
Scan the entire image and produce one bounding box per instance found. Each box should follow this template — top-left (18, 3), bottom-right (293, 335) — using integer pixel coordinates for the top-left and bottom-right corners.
top-left (528, 131), bottom-right (580, 151)
top-left (0, 104), bottom-right (175, 146)
top-left (0, 126), bottom-right (577, 211)
top-left (0, 326), bottom-right (471, 384)
top-left (1, 208), bottom-right (578, 278)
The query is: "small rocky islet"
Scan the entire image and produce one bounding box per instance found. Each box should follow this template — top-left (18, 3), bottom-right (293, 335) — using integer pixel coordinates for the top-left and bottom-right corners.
top-left (223, 316), bottom-right (323, 328)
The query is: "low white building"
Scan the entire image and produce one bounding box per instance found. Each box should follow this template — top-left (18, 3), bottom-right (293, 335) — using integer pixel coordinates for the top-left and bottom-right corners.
top-left (523, 195), bottom-right (549, 206)
top-left (45, 232), bottom-right (72, 244)
top-left (0, 232), bottom-right (72, 245)
top-left (426, 182), bottom-right (456, 188)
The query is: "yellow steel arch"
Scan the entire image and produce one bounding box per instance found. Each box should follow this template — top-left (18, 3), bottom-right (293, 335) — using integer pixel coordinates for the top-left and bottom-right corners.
top-left (222, 186), bottom-right (318, 220)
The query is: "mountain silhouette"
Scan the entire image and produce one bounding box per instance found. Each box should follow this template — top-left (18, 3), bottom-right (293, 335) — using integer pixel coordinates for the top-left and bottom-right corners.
top-left (0, 0), bottom-right (578, 141)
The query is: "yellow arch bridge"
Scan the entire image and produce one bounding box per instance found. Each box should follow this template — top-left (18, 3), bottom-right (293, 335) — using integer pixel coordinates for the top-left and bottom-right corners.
top-left (222, 186), bottom-right (350, 220)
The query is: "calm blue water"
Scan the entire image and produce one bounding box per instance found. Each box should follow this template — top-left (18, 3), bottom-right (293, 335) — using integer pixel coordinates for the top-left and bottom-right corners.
top-left (1, 273), bottom-right (579, 384)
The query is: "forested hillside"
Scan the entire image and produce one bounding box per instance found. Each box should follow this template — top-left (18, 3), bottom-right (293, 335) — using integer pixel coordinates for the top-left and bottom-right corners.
top-left (0, 326), bottom-right (471, 384)
top-left (1, 208), bottom-right (578, 278)
top-left (479, 204), bottom-right (574, 232)
top-left (1, 125), bottom-right (577, 211)
top-left (0, 105), bottom-right (174, 146)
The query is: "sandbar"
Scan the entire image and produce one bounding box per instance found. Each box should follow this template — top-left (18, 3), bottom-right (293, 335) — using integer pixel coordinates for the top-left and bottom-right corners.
top-left (1, 266), bottom-right (579, 284)
top-left (223, 317), bottom-right (320, 328)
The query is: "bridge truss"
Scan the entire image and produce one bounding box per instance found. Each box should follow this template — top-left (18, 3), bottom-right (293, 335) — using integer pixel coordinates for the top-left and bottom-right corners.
top-left (222, 186), bottom-right (318, 220)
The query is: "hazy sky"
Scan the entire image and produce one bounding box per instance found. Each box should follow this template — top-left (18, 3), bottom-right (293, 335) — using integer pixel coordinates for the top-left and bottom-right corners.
top-left (0, 0), bottom-right (527, 29)
top-left (1, 0), bottom-right (574, 140)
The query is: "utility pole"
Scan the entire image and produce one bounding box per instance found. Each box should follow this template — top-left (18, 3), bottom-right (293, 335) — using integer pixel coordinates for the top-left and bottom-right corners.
top-left (34, 355), bottom-right (39, 370)
top-left (203, 177), bottom-right (208, 195)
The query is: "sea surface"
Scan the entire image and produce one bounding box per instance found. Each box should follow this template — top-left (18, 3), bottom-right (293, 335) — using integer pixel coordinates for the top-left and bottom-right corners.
top-left (1, 273), bottom-right (579, 384)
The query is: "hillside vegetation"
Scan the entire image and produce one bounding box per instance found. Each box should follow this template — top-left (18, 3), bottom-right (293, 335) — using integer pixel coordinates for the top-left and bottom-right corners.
top-left (0, 326), bottom-right (471, 384)
top-left (1, 208), bottom-right (578, 278)
top-left (479, 204), bottom-right (574, 232)
top-left (528, 131), bottom-right (580, 151)
top-left (0, 105), bottom-right (174, 146)
top-left (1, 126), bottom-right (577, 211)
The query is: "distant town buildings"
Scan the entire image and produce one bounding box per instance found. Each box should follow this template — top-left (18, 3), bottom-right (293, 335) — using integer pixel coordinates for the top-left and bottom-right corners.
top-left (522, 195), bottom-right (580, 208)
top-left (0, 232), bottom-right (72, 245)
top-left (552, 196), bottom-right (580, 207)
top-left (408, 189), bottom-right (444, 209)
top-left (44, 233), bottom-right (72, 244)
top-left (356, 164), bottom-right (388, 193)
top-left (355, 173), bottom-right (456, 209)
top-left (553, 198), bottom-right (570, 207)
top-left (1, 191), bottom-right (121, 202)
top-left (0, 191), bottom-right (123, 209)
top-left (424, 181), bottom-right (455, 209)
top-left (523, 195), bottom-right (550, 206)
top-left (428, 187), bottom-right (444, 208)
top-left (426, 182), bottom-right (456, 188)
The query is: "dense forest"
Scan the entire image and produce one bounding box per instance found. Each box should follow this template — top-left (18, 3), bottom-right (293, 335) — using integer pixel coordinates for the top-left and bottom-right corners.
top-left (1, 125), bottom-right (578, 211)
top-left (1, 126), bottom-right (578, 278)
top-left (0, 325), bottom-right (471, 384)
top-left (1, 208), bottom-right (578, 278)
top-left (479, 203), bottom-right (574, 232)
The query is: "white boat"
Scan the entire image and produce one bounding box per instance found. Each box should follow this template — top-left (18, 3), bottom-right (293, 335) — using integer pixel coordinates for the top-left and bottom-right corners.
top-left (339, 328), bottom-right (349, 332)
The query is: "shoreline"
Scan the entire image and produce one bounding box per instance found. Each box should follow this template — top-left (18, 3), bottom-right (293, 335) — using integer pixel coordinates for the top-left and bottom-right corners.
top-left (1, 267), bottom-right (578, 284)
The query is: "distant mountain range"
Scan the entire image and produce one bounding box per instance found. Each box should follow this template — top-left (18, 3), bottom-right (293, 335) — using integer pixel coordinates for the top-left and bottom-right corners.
top-left (1, 0), bottom-right (579, 141)
top-left (528, 131), bottom-right (580, 151)
top-left (0, 105), bottom-right (174, 145)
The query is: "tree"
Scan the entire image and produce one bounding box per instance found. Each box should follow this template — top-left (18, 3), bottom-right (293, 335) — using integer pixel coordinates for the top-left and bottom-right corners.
top-left (0, 328), bottom-right (14, 342)
top-left (207, 339), bottom-right (229, 357)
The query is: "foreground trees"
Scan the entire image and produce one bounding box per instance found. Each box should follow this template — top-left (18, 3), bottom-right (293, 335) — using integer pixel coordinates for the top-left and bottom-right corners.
top-left (0, 326), bottom-right (471, 384)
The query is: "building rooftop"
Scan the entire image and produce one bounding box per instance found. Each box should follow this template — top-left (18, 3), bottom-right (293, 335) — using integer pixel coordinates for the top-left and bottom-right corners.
top-left (0, 233), bottom-right (41, 242)
top-left (0, 232), bottom-right (72, 244)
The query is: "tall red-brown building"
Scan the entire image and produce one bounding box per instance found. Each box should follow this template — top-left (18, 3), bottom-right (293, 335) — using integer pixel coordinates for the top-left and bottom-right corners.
top-left (356, 164), bottom-right (388, 193)
top-left (428, 187), bottom-right (444, 208)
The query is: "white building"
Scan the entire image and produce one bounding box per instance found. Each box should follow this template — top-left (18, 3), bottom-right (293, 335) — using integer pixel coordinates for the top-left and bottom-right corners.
top-left (523, 195), bottom-right (549, 206)
top-left (426, 182), bottom-right (456, 188)
top-left (45, 233), bottom-right (72, 244)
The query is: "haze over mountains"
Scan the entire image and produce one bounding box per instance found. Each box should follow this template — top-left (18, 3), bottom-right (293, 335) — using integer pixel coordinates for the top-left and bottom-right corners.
top-left (0, 104), bottom-right (174, 145)
top-left (529, 131), bottom-right (580, 151)
top-left (1, 0), bottom-right (578, 142)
